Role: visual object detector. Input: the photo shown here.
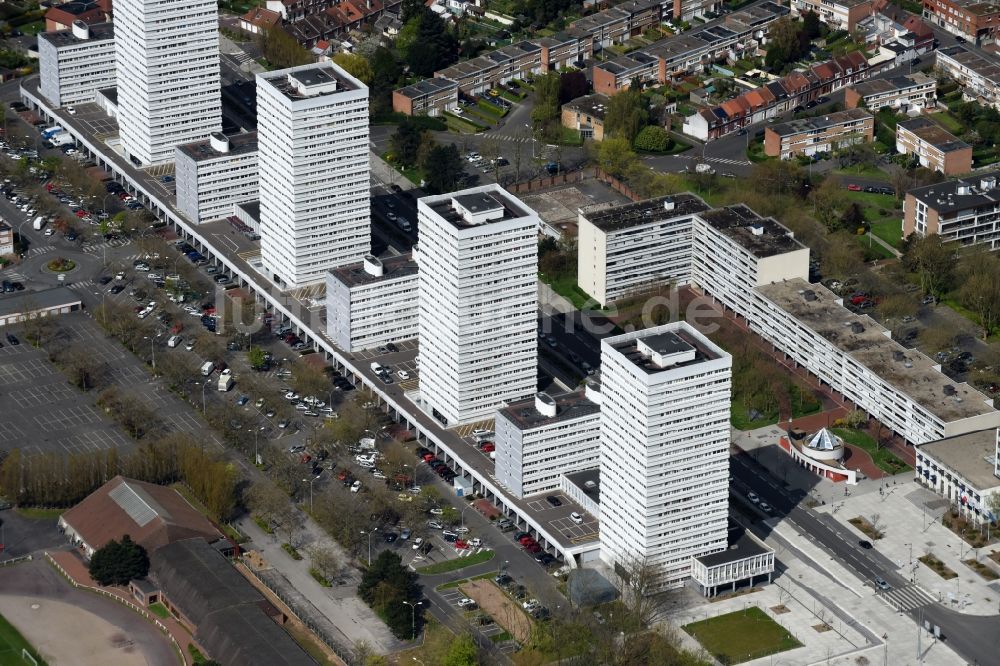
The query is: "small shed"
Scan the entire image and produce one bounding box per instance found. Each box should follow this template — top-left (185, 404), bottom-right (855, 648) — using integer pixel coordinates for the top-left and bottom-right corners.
top-left (453, 476), bottom-right (473, 497)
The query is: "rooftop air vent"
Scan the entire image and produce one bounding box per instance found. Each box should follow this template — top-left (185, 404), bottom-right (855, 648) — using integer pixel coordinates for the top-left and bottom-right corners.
top-left (71, 20), bottom-right (90, 40)
top-left (803, 290), bottom-right (817, 301)
top-left (663, 196), bottom-right (675, 212)
top-left (584, 480), bottom-right (598, 489)
top-left (893, 350), bottom-right (904, 362)
top-left (851, 322), bottom-right (865, 334)
top-left (535, 392), bottom-right (558, 418)
top-left (749, 224), bottom-right (765, 236)
top-left (943, 384), bottom-right (956, 396)
top-left (209, 132), bottom-right (230, 154)
top-left (982, 176), bottom-right (997, 191)
top-left (957, 184), bottom-right (971, 195)
top-left (362, 255), bottom-right (383, 277)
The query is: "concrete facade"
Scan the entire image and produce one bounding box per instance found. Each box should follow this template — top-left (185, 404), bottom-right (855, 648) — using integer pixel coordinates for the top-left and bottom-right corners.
top-left (764, 108), bottom-right (874, 159)
top-left (174, 132), bottom-right (259, 224)
top-left (325, 254), bottom-right (418, 352)
top-left (895, 117), bottom-right (973, 176)
top-left (38, 22), bottom-right (116, 109)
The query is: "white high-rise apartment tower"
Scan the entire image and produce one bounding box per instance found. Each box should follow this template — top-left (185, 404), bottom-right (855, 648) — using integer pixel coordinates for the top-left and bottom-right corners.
top-left (599, 322), bottom-right (731, 591)
top-left (417, 185), bottom-right (539, 425)
top-left (114, 0), bottom-right (221, 165)
top-left (257, 63), bottom-right (370, 288)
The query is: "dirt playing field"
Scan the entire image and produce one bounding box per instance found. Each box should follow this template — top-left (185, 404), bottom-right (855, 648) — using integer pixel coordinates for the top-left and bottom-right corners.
top-left (459, 579), bottom-right (532, 644)
top-left (0, 596), bottom-right (149, 666)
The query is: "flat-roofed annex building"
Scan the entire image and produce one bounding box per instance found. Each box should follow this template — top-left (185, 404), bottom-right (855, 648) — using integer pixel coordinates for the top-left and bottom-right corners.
top-left (752, 279), bottom-right (1000, 444)
top-left (38, 21), bottom-right (116, 109)
top-left (844, 72), bottom-right (937, 112)
top-left (599, 323), bottom-right (732, 591)
top-left (174, 131), bottom-right (259, 224)
top-left (392, 78), bottom-right (459, 116)
top-left (417, 185), bottom-right (539, 426)
top-left (326, 253), bottom-right (418, 352)
top-left (495, 387), bottom-right (602, 499)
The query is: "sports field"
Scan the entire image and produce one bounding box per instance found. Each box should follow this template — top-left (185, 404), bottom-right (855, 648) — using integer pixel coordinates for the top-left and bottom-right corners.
top-left (0, 612), bottom-right (46, 666)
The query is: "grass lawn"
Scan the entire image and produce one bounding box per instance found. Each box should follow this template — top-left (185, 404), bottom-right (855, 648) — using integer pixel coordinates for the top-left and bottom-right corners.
top-left (379, 151), bottom-right (424, 186)
top-left (15, 507), bottom-right (62, 520)
top-left (683, 607), bottom-right (801, 664)
top-left (435, 571), bottom-right (497, 591)
top-left (148, 602), bottom-right (169, 619)
top-left (541, 272), bottom-right (599, 310)
top-left (835, 164), bottom-right (889, 180)
top-left (0, 612), bottom-right (47, 666)
top-left (857, 233), bottom-right (896, 261)
top-left (416, 550), bottom-right (495, 575)
top-left (869, 218), bottom-right (903, 249)
top-left (19, 21), bottom-right (45, 36)
top-left (831, 428), bottom-right (912, 474)
top-left (929, 111), bottom-right (964, 134)
top-left (731, 397), bottom-right (778, 430)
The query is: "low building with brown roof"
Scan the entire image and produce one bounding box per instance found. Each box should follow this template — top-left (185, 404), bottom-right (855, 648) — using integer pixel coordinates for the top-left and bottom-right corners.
top-left (239, 6), bottom-right (281, 34)
top-left (895, 117), bottom-right (972, 175)
top-left (45, 0), bottom-right (107, 31)
top-left (58, 476), bottom-right (225, 558)
top-left (561, 93), bottom-right (610, 141)
top-left (764, 108), bottom-right (874, 159)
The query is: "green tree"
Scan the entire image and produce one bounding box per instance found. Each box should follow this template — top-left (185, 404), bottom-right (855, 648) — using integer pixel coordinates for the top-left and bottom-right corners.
top-left (764, 17), bottom-right (806, 70)
top-left (88, 535), bottom-right (150, 586)
top-left (801, 10), bottom-right (822, 41)
top-left (594, 137), bottom-right (638, 178)
top-left (604, 88), bottom-right (647, 144)
top-left (369, 47), bottom-right (402, 115)
top-left (389, 120), bottom-right (425, 167)
top-left (632, 125), bottom-right (671, 152)
top-left (421, 144), bottom-right (463, 194)
top-left (257, 27), bottom-right (312, 70)
top-left (333, 52), bottom-right (373, 84)
top-left (809, 177), bottom-right (850, 230)
top-left (358, 551), bottom-right (422, 638)
top-left (444, 633), bottom-right (479, 666)
top-left (248, 347), bottom-right (267, 370)
top-left (903, 235), bottom-right (955, 298)
top-left (531, 72), bottom-right (561, 127)
top-left (958, 252), bottom-right (1000, 338)
top-left (400, 10), bottom-right (458, 77)
top-left (840, 201), bottom-right (866, 232)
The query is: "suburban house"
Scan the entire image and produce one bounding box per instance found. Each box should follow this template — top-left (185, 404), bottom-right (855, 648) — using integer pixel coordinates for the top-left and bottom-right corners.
top-left (844, 72), bottom-right (937, 111)
top-left (764, 108), bottom-right (874, 159)
top-left (561, 93), bottom-right (610, 141)
top-left (895, 117), bottom-right (973, 175)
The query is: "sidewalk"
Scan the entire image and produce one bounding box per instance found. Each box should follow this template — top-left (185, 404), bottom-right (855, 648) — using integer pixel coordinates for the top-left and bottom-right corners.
top-left (814, 483), bottom-right (1000, 616)
top-left (236, 513), bottom-right (406, 653)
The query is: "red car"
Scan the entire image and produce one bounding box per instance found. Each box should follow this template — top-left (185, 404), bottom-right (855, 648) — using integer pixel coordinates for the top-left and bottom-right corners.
top-left (847, 184), bottom-right (861, 191)
top-left (525, 543), bottom-right (542, 553)
top-left (74, 209), bottom-right (87, 218)
top-left (422, 453), bottom-right (436, 462)
top-left (518, 535), bottom-right (535, 545)
top-left (455, 539), bottom-right (469, 549)
top-left (337, 470), bottom-right (348, 481)
top-left (480, 443), bottom-right (495, 453)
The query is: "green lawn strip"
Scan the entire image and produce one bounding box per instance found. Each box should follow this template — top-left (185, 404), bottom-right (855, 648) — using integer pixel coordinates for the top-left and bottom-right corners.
top-left (148, 602), bottom-right (170, 619)
top-left (0, 612), bottom-right (47, 665)
top-left (789, 384), bottom-right (822, 418)
top-left (540, 272), bottom-right (598, 310)
top-left (417, 550), bottom-right (495, 575)
top-left (929, 111), bottom-right (964, 134)
top-left (309, 567), bottom-right (332, 587)
top-left (683, 607), bottom-right (801, 665)
top-left (552, 126), bottom-right (583, 146)
top-left (282, 543), bottom-right (303, 560)
top-left (869, 218), bottom-right (903, 249)
top-left (15, 506), bottom-right (63, 520)
top-left (435, 571), bottom-right (496, 591)
top-left (830, 428), bottom-right (911, 474)
top-left (919, 554), bottom-right (957, 580)
top-left (856, 233), bottom-right (895, 261)
top-left (379, 151), bottom-right (424, 185)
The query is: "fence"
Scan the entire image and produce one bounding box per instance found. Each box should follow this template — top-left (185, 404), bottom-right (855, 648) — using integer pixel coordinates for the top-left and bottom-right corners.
top-left (0, 554), bottom-right (33, 567)
top-left (239, 561), bottom-right (356, 666)
top-left (593, 168), bottom-right (643, 201)
top-left (44, 552), bottom-right (188, 666)
top-left (504, 169), bottom-right (583, 195)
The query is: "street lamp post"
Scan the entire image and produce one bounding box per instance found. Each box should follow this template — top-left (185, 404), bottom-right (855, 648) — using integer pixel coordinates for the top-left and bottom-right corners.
top-left (402, 600), bottom-right (423, 639)
top-left (143, 335), bottom-right (156, 369)
top-left (302, 477), bottom-right (316, 512)
top-left (461, 505), bottom-right (469, 529)
top-left (361, 527), bottom-right (379, 566)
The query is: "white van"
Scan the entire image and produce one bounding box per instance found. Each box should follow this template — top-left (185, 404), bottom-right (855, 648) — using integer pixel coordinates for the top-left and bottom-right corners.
top-left (200, 361), bottom-right (215, 376)
top-left (167, 335), bottom-right (182, 348)
top-left (370, 362), bottom-right (384, 374)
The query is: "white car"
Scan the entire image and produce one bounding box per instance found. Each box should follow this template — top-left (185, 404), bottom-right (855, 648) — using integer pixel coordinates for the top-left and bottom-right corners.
top-left (407, 486), bottom-right (422, 494)
top-left (457, 598), bottom-right (477, 608)
top-left (284, 391), bottom-right (300, 401)
top-left (115, 272), bottom-right (125, 280)
top-left (184, 340), bottom-right (195, 351)
top-left (472, 428), bottom-right (493, 439)
top-left (66, 106), bottom-right (76, 115)
top-left (454, 526), bottom-right (470, 534)
top-left (747, 491), bottom-right (760, 504)
top-left (43, 227), bottom-right (54, 236)
top-left (428, 507), bottom-right (444, 515)
top-left (386, 211), bottom-right (397, 221)
top-left (350, 480), bottom-right (362, 493)
top-left (295, 403), bottom-right (309, 411)
top-left (469, 538), bottom-right (482, 548)
top-left (570, 512), bottom-right (584, 524)
top-left (397, 370), bottom-right (410, 380)
top-left (522, 599), bottom-right (540, 611)
top-left (411, 537), bottom-right (424, 550)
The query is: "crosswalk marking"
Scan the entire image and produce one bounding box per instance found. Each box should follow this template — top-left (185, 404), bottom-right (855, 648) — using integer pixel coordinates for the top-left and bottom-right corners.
top-left (66, 280), bottom-right (95, 291)
top-left (880, 584), bottom-right (936, 612)
top-left (26, 246), bottom-right (55, 257)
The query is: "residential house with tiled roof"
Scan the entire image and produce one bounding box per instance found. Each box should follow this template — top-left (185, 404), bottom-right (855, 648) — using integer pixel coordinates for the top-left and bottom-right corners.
top-left (45, 0), bottom-right (108, 31)
top-left (239, 6), bottom-right (282, 34)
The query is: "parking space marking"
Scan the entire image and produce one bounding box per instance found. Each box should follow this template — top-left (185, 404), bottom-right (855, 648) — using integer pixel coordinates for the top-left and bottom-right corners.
top-left (452, 419), bottom-right (494, 439)
top-left (35, 405), bottom-right (104, 432)
top-left (11, 383), bottom-right (76, 408)
top-left (0, 421), bottom-right (26, 443)
top-left (0, 358), bottom-right (58, 384)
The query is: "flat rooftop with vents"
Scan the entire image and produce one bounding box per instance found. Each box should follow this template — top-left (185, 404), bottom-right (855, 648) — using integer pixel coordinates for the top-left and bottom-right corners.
top-left (176, 131), bottom-right (258, 162)
top-left (698, 204), bottom-right (806, 258)
top-left (498, 389), bottom-right (600, 430)
top-left (906, 171), bottom-right (1000, 214)
top-left (607, 327), bottom-right (723, 375)
top-left (329, 253), bottom-right (417, 288)
top-left (581, 193), bottom-right (710, 232)
top-left (755, 278), bottom-right (996, 422)
top-left (917, 429), bottom-right (1000, 491)
top-left (423, 188), bottom-right (533, 230)
top-left (258, 62), bottom-right (361, 100)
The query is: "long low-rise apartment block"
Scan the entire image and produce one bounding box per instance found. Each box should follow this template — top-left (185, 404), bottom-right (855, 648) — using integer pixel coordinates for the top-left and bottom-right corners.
top-left (684, 51), bottom-right (869, 141)
top-left (752, 279), bottom-right (1000, 444)
top-left (935, 45), bottom-right (1000, 110)
top-left (895, 117), bottom-right (972, 176)
top-left (764, 108), bottom-right (874, 159)
top-left (392, 78), bottom-right (458, 117)
top-left (793, 0), bottom-right (872, 31)
top-left (38, 21), bottom-right (116, 109)
top-left (494, 388), bottom-right (602, 499)
top-left (326, 254), bottom-right (418, 352)
top-left (902, 172), bottom-right (1000, 248)
top-left (0, 220), bottom-right (12, 256)
top-left (594, 2), bottom-right (788, 95)
top-left (174, 132), bottom-right (259, 224)
top-left (922, 0), bottom-right (1000, 45)
top-left (844, 72), bottom-right (936, 112)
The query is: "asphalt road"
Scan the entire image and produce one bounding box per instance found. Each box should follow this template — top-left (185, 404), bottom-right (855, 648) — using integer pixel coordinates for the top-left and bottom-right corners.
top-left (731, 450), bottom-right (1000, 665)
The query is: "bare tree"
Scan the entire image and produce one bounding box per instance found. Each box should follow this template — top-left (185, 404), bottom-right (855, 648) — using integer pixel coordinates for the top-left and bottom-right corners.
top-left (307, 544), bottom-right (345, 582)
top-left (611, 554), bottom-right (672, 627)
top-left (291, 357), bottom-right (328, 400)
